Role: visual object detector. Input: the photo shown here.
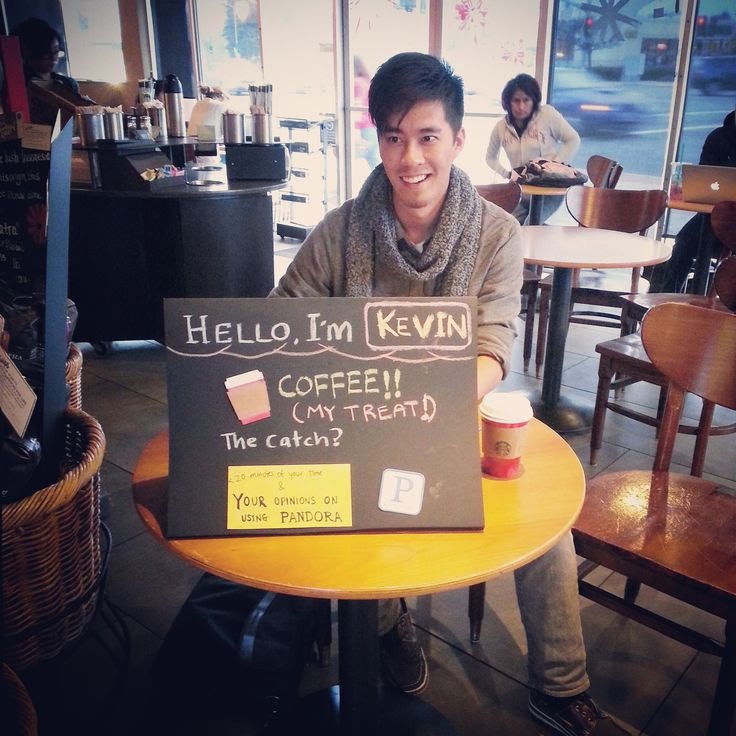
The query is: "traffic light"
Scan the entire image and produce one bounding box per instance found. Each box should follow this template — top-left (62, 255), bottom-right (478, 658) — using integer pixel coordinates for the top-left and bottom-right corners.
top-left (583, 16), bottom-right (594, 39)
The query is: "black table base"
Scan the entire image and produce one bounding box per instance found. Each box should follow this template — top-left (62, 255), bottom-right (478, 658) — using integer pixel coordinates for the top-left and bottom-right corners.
top-left (273, 599), bottom-right (457, 735)
top-left (277, 685), bottom-right (457, 735)
top-left (526, 390), bottom-right (593, 434)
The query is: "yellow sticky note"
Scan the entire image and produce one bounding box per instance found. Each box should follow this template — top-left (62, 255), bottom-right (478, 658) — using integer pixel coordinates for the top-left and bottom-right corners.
top-left (227, 464), bottom-right (352, 531)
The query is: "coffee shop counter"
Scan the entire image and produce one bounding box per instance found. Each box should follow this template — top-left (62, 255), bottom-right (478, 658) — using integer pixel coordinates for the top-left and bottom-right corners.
top-left (69, 179), bottom-right (287, 346)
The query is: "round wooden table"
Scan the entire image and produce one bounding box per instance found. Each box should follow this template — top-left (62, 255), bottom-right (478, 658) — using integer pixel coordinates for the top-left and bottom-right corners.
top-left (133, 419), bottom-right (585, 735)
top-left (668, 198), bottom-right (715, 295)
top-left (522, 225), bottom-right (672, 433)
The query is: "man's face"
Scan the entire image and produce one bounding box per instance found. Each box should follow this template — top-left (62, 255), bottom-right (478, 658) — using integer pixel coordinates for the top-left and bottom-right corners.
top-left (378, 100), bottom-right (464, 224)
top-left (509, 90), bottom-right (534, 123)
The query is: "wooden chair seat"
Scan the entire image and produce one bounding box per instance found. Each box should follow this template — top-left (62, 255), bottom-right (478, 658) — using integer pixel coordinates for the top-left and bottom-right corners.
top-left (590, 330), bottom-right (736, 470)
top-left (590, 257), bottom-right (736, 470)
top-left (576, 470), bottom-right (736, 610)
top-left (575, 302), bottom-right (736, 736)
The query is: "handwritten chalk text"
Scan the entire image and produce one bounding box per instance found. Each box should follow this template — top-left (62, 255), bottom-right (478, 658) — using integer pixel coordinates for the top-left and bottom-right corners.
top-left (183, 314), bottom-right (290, 344)
top-left (278, 368), bottom-right (383, 399)
top-left (221, 428), bottom-right (344, 450)
top-left (365, 301), bottom-right (472, 350)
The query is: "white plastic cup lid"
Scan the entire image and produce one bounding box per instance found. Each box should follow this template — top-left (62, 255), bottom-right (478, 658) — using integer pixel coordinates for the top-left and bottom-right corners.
top-left (480, 392), bottom-right (533, 424)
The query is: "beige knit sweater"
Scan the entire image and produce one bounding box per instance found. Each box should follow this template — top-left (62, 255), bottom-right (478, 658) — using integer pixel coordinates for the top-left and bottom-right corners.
top-left (270, 198), bottom-right (522, 378)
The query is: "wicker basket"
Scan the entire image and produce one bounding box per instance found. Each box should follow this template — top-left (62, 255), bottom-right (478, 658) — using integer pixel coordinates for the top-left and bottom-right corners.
top-left (65, 342), bottom-right (83, 410)
top-left (1, 663), bottom-right (38, 736)
top-left (1, 408), bottom-right (106, 671)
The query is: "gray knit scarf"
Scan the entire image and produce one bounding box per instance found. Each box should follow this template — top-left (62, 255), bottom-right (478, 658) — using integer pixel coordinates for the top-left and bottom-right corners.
top-left (345, 164), bottom-right (482, 296)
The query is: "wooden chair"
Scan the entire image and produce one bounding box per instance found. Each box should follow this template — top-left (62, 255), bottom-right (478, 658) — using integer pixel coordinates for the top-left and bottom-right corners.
top-left (475, 181), bottom-right (523, 214)
top-left (574, 302), bottom-right (736, 736)
top-left (589, 256), bottom-right (736, 468)
top-left (586, 154), bottom-right (623, 190)
top-left (533, 186), bottom-right (668, 376)
top-left (618, 200), bottom-right (736, 336)
top-left (476, 182), bottom-right (549, 372)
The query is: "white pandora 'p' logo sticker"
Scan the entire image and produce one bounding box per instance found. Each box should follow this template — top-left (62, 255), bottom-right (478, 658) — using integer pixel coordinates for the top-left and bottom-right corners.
top-left (378, 469), bottom-right (425, 516)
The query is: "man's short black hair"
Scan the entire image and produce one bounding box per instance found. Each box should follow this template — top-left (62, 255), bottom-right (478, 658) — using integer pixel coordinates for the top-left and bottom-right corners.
top-left (501, 74), bottom-right (542, 115)
top-left (368, 52), bottom-right (464, 135)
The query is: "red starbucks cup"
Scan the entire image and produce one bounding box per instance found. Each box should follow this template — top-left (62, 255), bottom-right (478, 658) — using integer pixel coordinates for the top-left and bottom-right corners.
top-left (480, 392), bottom-right (533, 479)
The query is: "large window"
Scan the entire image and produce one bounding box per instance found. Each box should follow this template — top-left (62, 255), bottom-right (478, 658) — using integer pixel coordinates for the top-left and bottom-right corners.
top-left (195, 0), bottom-right (335, 117)
top-left (678, 1), bottom-right (735, 165)
top-left (669, 0), bottom-right (735, 233)
top-left (59, 0), bottom-right (126, 83)
top-left (194, 0), bottom-right (263, 99)
top-left (443, 0), bottom-right (541, 184)
top-left (348, 0), bottom-right (431, 193)
top-left (190, 0), bottom-right (732, 209)
top-left (548, 0), bottom-right (683, 188)
top-left (346, 0), bottom-right (544, 193)
top-left (547, 0), bottom-right (734, 195)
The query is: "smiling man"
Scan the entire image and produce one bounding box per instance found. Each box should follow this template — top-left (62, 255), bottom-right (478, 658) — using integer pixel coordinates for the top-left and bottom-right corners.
top-left (271, 52), bottom-right (629, 736)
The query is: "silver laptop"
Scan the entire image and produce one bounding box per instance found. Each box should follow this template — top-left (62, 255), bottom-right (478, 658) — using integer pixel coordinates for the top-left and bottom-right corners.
top-left (680, 164), bottom-right (736, 205)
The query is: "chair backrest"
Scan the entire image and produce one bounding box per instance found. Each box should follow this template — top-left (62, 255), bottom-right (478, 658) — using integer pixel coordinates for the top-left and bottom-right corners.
top-left (710, 200), bottom-right (736, 257)
top-left (642, 302), bottom-right (736, 471)
top-left (714, 255), bottom-right (736, 311)
top-left (607, 163), bottom-right (623, 189)
top-left (475, 182), bottom-right (522, 214)
top-left (565, 185), bottom-right (668, 235)
top-left (586, 155), bottom-right (622, 189)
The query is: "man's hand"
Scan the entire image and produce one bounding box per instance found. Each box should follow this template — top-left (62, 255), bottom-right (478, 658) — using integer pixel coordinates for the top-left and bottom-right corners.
top-left (477, 355), bottom-right (503, 400)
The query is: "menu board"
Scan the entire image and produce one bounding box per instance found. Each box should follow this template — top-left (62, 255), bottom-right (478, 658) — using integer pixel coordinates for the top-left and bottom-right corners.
top-left (164, 297), bottom-right (484, 538)
top-left (0, 118), bottom-right (51, 297)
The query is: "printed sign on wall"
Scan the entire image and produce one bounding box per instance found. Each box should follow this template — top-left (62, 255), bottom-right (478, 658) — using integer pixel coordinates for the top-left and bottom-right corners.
top-left (164, 297), bottom-right (483, 538)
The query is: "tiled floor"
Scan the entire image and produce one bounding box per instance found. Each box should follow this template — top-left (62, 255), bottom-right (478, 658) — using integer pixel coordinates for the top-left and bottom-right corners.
top-left (11, 239), bottom-right (736, 736)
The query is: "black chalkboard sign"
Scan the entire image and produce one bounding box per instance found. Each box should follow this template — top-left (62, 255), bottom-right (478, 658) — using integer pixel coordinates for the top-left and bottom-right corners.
top-left (0, 115), bottom-right (71, 490)
top-left (164, 297), bottom-right (483, 538)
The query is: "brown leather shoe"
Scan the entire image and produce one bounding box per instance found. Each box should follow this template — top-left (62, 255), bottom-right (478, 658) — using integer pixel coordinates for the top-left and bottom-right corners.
top-left (529, 690), bottom-right (633, 735)
top-left (379, 599), bottom-right (428, 695)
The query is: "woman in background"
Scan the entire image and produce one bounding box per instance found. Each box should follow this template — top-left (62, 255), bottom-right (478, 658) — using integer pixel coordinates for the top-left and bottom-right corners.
top-left (12, 16), bottom-right (94, 123)
top-left (486, 73), bottom-right (579, 224)
top-left (14, 17), bottom-right (81, 95)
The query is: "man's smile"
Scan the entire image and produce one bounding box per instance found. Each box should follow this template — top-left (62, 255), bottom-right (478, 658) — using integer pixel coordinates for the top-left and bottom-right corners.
top-left (400, 174), bottom-right (430, 184)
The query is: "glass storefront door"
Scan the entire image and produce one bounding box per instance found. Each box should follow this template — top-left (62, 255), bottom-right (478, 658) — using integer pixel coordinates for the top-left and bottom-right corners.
top-left (347, 0), bottom-right (430, 195)
top-left (670, 0), bottom-right (735, 233)
top-left (549, 0), bottom-right (685, 188)
top-left (678, 1), bottom-right (735, 165)
top-left (549, 0), bottom-right (735, 192)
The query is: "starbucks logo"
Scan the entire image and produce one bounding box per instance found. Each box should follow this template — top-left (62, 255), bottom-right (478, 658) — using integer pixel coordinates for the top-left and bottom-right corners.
top-left (494, 440), bottom-right (512, 457)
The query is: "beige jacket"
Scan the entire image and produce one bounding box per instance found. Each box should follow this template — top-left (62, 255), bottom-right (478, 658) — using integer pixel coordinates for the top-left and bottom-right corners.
top-left (270, 198), bottom-right (522, 377)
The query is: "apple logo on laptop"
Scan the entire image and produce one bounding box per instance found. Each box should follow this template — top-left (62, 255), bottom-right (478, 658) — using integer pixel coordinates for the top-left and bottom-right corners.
top-left (711, 181), bottom-right (720, 191)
